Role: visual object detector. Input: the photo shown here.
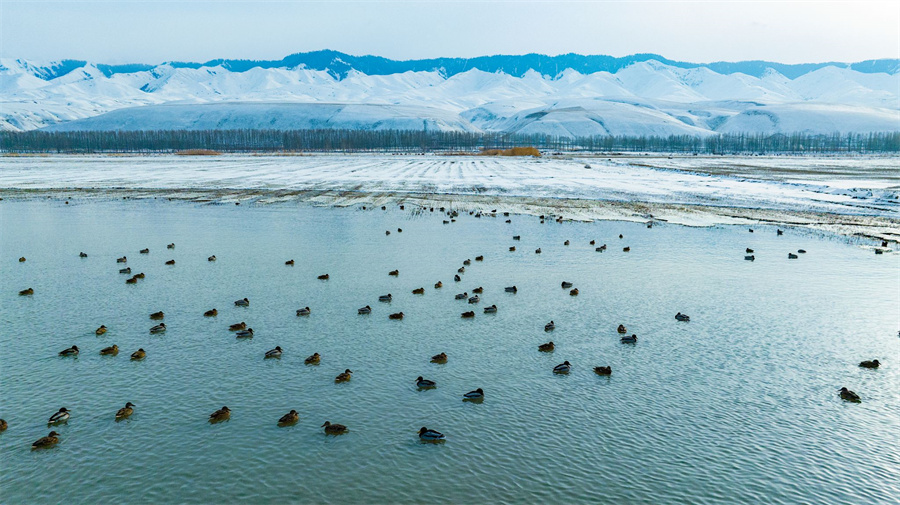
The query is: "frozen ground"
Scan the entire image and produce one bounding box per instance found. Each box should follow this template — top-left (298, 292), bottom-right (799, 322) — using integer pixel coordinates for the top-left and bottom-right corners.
top-left (0, 154), bottom-right (897, 242)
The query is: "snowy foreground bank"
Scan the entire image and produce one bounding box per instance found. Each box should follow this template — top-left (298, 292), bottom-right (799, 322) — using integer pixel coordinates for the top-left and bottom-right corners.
top-left (1, 154), bottom-right (897, 241)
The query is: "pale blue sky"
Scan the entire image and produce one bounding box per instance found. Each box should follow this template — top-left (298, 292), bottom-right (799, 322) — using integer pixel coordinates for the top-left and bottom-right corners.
top-left (1, 1), bottom-right (898, 64)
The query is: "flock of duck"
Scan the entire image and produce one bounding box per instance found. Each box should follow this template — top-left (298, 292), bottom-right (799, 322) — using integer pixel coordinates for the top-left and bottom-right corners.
top-left (9, 206), bottom-right (887, 450)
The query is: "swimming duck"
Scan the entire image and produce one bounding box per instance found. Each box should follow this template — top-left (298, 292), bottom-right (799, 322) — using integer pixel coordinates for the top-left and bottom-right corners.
top-left (746, 248), bottom-right (754, 253)
top-left (117, 256), bottom-right (127, 263)
top-left (0, 418), bottom-right (6, 431)
top-left (461, 311), bottom-right (475, 318)
top-left (839, 387), bottom-right (860, 402)
top-left (455, 292), bottom-right (468, 300)
top-left (434, 281), bottom-right (443, 289)
top-left (322, 421), bottom-right (347, 434)
top-left (535, 248), bottom-right (541, 254)
top-left (513, 235), bottom-right (521, 240)
top-left (96, 325), bottom-right (107, 335)
top-left (875, 248), bottom-right (884, 254)
top-left (749, 228), bottom-right (754, 233)
top-left (798, 249), bottom-right (807, 254)
top-left (472, 286), bottom-right (483, 294)
top-left (553, 361), bottom-right (571, 374)
top-left (594, 366), bottom-right (612, 376)
top-left (117, 266), bottom-right (133, 274)
top-left (140, 248), bottom-right (149, 254)
top-left (412, 287), bottom-right (425, 294)
top-left (278, 410), bottom-right (299, 426)
top-left (570, 288), bottom-right (579, 296)
top-left (599, 244), bottom-right (607, 251)
top-left (788, 253), bottom-right (798, 259)
top-left (777, 229), bottom-right (784, 236)
top-left (209, 406), bottom-right (231, 422)
top-left (590, 240), bottom-right (596, 245)
top-left (131, 348), bottom-right (146, 360)
top-left (545, 321), bottom-right (555, 332)
top-left (379, 294), bottom-right (393, 302)
top-left (463, 259), bottom-right (471, 266)
top-left (100, 344), bottom-right (118, 356)
top-left (561, 281), bottom-right (573, 288)
top-left (538, 341), bottom-right (554, 352)
top-left (59, 345), bottom-right (79, 356)
top-left (19, 256), bottom-right (26, 262)
top-left (228, 322), bottom-right (246, 331)
top-left (296, 307), bottom-right (311, 316)
top-left (745, 255), bottom-right (755, 261)
top-left (505, 286), bottom-right (517, 293)
top-left (621, 334), bottom-right (638, 343)
top-left (389, 312), bottom-right (404, 320)
top-left (204, 309), bottom-right (218, 317)
top-left (483, 304), bottom-right (498, 313)
top-left (79, 252), bottom-right (88, 258)
top-left (431, 352), bottom-right (447, 364)
top-left (475, 255), bottom-right (484, 261)
top-left (564, 240), bottom-right (570, 246)
top-left (454, 274), bottom-right (462, 282)
top-left (623, 247), bottom-right (631, 252)
top-left (463, 388), bottom-right (484, 400)
top-left (358, 305), bottom-right (372, 314)
top-left (167, 243), bottom-right (175, 249)
top-left (389, 269), bottom-right (399, 276)
top-left (115, 402), bottom-right (135, 419)
top-left (675, 312), bottom-right (690, 322)
top-left (418, 427), bottom-right (445, 441)
top-left (617, 325), bottom-right (627, 334)
top-left (125, 277), bottom-right (137, 284)
top-left (509, 246), bottom-right (516, 252)
top-left (317, 274), bottom-right (329, 280)
top-left (150, 323), bottom-right (166, 334)
top-left (335, 369), bottom-right (353, 382)
top-left (859, 360), bottom-right (880, 369)
top-left (235, 328), bottom-right (254, 338)
top-left (165, 259), bottom-right (175, 265)
top-left (208, 255), bottom-right (216, 262)
top-left (48, 408), bottom-right (70, 425)
top-left (619, 234), bottom-right (624, 239)
top-left (416, 376), bottom-right (436, 388)
top-left (32, 431), bottom-right (60, 449)
top-left (305, 353), bottom-right (321, 365)
top-left (19, 288), bottom-right (34, 296)
top-left (265, 346), bottom-right (283, 359)
top-left (234, 298), bottom-right (250, 307)
top-left (133, 272), bottom-right (145, 279)
top-left (457, 267), bottom-right (465, 274)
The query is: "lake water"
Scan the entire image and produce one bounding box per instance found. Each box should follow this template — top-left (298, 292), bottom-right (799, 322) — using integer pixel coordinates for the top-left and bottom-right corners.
top-left (1, 199), bottom-right (898, 504)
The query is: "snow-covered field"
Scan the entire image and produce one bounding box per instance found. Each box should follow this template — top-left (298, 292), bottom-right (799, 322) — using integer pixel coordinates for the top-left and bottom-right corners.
top-left (1, 154), bottom-right (897, 241)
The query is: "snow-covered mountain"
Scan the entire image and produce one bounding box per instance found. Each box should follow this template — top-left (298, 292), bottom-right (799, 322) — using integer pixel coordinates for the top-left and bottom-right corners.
top-left (1, 51), bottom-right (898, 136)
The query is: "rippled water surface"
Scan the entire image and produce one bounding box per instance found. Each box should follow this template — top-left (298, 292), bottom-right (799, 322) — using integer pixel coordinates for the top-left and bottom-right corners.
top-left (1, 200), bottom-right (898, 504)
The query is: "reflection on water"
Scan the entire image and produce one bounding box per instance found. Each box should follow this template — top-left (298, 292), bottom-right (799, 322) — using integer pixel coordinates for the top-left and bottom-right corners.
top-left (1, 200), bottom-right (898, 504)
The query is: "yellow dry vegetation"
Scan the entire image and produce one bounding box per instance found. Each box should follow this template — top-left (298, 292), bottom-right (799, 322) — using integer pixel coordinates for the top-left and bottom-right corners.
top-left (175, 149), bottom-right (222, 156)
top-left (479, 147), bottom-right (541, 157)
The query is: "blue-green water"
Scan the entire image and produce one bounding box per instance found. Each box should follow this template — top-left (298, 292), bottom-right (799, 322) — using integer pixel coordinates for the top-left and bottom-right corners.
top-left (1, 200), bottom-right (898, 504)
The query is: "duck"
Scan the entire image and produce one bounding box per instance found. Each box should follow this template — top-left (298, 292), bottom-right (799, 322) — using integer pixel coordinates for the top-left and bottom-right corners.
top-left (745, 255), bottom-right (755, 261)
top-left (777, 229), bottom-right (784, 236)
top-left (95, 325), bottom-right (107, 335)
top-left (553, 361), bottom-right (571, 374)
top-left (458, 267), bottom-right (465, 273)
top-left (285, 259), bottom-right (294, 266)
top-left (412, 287), bottom-right (425, 295)
top-left (0, 418), bottom-right (7, 431)
top-left (133, 272), bottom-right (145, 279)
top-left (418, 427), bottom-right (445, 441)
top-left (455, 292), bottom-right (468, 300)
top-left (208, 255), bottom-right (216, 262)
top-left (619, 234), bottom-right (624, 239)
top-left (798, 249), bottom-right (807, 254)
top-left (463, 388), bottom-right (484, 400)
top-left (125, 277), bottom-right (137, 284)
top-left (389, 269), bottom-right (399, 276)
top-left (749, 228), bottom-right (754, 233)
top-left (788, 253), bottom-right (798, 259)
top-left (79, 252), bottom-right (88, 258)
top-left (463, 259), bottom-right (471, 265)
top-left (322, 421), bottom-right (347, 434)
top-left (461, 311), bottom-right (475, 318)
top-left (265, 346), bottom-right (283, 359)
top-left (31, 431), bottom-right (60, 449)
top-left (235, 328), bottom-right (254, 338)
top-left (305, 353), bottom-right (321, 365)
top-left (209, 406), bottom-right (231, 422)
top-left (234, 298), bottom-right (249, 307)
top-left (131, 348), bottom-right (146, 360)
top-left (590, 240), bottom-right (596, 245)
top-left (416, 376), bottom-right (436, 388)
top-left (296, 307), bottom-right (311, 316)
top-left (621, 334), bottom-right (638, 343)
top-left (569, 288), bottom-right (579, 296)
top-left (545, 321), bottom-right (555, 332)
top-left (468, 295), bottom-right (480, 304)
top-left (623, 247), bottom-right (631, 252)
top-left (119, 267), bottom-right (132, 274)
top-left (59, 345), bottom-right (79, 356)
top-left (115, 402), bottom-right (135, 419)
top-left (535, 248), bottom-right (541, 254)
top-left (434, 281), bottom-right (443, 289)
top-left (538, 341), bottom-right (554, 352)
top-left (509, 246), bottom-right (516, 252)
top-left (100, 344), bottom-right (119, 356)
top-left (454, 274), bottom-right (462, 282)
top-left (357, 305), bottom-right (372, 315)
top-left (19, 288), bottom-right (34, 296)
top-left (859, 360), bottom-right (880, 369)
top-left (675, 312), bottom-right (691, 322)
top-left (335, 369), bottom-right (353, 382)
top-left (140, 248), bottom-right (149, 254)
top-left (561, 281), bottom-right (573, 288)
top-left (512, 235), bottom-right (521, 241)
top-left (431, 352), bottom-right (447, 364)
top-left (472, 286), bottom-right (484, 294)
top-left (150, 323), bottom-right (166, 334)
top-left (379, 294), bottom-right (393, 302)
top-left (317, 274), bottom-right (329, 280)
top-left (165, 259), bottom-right (175, 265)
top-left (483, 304), bottom-right (498, 313)
top-left (505, 286), bottom-right (517, 293)
top-left (746, 248), bottom-right (754, 253)
top-left (204, 308), bottom-right (218, 317)
top-left (167, 243), bottom-right (175, 249)
top-left (19, 256), bottom-right (26, 262)
top-left (594, 366), bottom-right (612, 376)
top-left (228, 322), bottom-right (246, 331)
top-left (117, 256), bottom-right (127, 263)
top-left (617, 324), bottom-right (627, 334)
top-left (389, 312), bottom-right (404, 320)
top-left (48, 408), bottom-right (70, 425)
top-left (475, 255), bottom-right (484, 261)
top-left (564, 240), bottom-right (570, 246)
top-left (278, 410), bottom-right (299, 426)
top-left (599, 244), bottom-right (607, 251)
top-left (839, 387), bottom-right (860, 402)
top-left (875, 248), bottom-right (884, 255)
